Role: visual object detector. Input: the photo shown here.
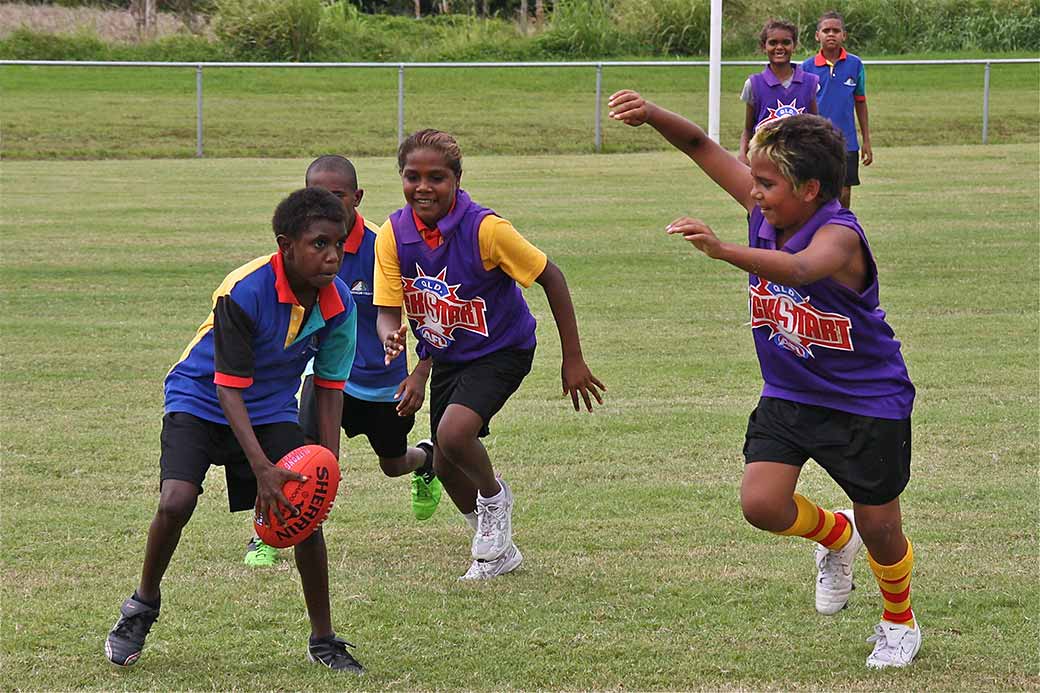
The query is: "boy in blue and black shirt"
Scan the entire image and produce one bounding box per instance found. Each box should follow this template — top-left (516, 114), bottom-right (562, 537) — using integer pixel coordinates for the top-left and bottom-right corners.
top-left (802, 10), bottom-right (873, 209)
top-left (105, 188), bottom-right (365, 674)
top-left (243, 155), bottom-right (441, 567)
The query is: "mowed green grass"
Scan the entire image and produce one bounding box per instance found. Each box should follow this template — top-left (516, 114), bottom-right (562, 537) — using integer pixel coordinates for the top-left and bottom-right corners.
top-left (1, 144), bottom-right (1038, 691)
top-left (0, 57), bottom-right (1037, 159)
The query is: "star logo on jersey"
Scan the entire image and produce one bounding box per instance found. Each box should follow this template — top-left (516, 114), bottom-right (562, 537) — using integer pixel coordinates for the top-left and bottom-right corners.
top-left (756, 98), bottom-right (806, 130)
top-left (748, 278), bottom-right (853, 359)
top-left (402, 265), bottom-right (488, 349)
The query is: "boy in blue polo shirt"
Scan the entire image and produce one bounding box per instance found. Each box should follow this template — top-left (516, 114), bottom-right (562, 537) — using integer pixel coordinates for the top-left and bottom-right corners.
top-left (802, 10), bottom-right (873, 209)
top-left (105, 188), bottom-right (365, 674)
top-left (243, 155), bottom-right (441, 567)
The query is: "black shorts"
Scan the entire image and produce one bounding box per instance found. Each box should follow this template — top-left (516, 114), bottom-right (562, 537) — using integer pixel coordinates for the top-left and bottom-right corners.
top-left (298, 375), bottom-right (415, 459)
top-left (742, 397), bottom-right (911, 505)
top-left (845, 151), bottom-right (861, 187)
top-left (159, 411), bottom-right (304, 512)
top-left (429, 348), bottom-right (535, 442)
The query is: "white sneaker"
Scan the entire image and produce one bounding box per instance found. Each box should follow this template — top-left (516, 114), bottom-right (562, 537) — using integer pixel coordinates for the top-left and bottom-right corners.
top-left (472, 478), bottom-right (513, 560)
top-left (814, 509), bottom-right (863, 614)
top-left (866, 620), bottom-right (922, 669)
top-left (459, 543), bottom-right (523, 581)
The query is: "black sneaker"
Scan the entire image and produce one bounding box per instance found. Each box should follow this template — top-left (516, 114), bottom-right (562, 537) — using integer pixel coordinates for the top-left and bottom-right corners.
top-left (307, 635), bottom-right (364, 674)
top-left (105, 595), bottom-right (159, 666)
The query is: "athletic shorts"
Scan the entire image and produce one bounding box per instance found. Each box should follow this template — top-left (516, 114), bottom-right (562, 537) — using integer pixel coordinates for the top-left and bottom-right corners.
top-left (742, 397), bottom-right (911, 505)
top-left (159, 411), bottom-right (304, 512)
top-left (429, 348), bottom-right (535, 442)
top-left (845, 151), bottom-right (861, 187)
top-left (297, 375), bottom-right (415, 459)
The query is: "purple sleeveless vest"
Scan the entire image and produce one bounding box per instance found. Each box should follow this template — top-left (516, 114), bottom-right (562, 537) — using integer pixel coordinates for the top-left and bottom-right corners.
top-left (750, 65), bottom-right (819, 130)
top-left (748, 200), bottom-right (915, 419)
top-left (390, 189), bottom-right (537, 363)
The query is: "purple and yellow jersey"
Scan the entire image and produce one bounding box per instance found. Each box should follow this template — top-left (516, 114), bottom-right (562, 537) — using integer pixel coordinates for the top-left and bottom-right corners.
top-left (373, 189), bottom-right (546, 363)
top-left (165, 252), bottom-right (357, 425)
top-left (802, 49), bottom-right (866, 151)
top-left (748, 200), bottom-right (914, 419)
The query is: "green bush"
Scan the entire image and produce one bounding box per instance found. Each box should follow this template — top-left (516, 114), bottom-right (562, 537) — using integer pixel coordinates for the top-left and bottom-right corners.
top-left (614, 0), bottom-right (712, 55)
top-left (535, 0), bottom-right (631, 58)
top-left (0, 28), bottom-right (111, 60)
top-left (213, 0), bottom-right (323, 61)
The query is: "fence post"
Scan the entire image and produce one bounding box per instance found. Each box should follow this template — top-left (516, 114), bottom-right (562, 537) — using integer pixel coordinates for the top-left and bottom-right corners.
top-left (594, 64), bottom-right (603, 152)
top-left (982, 61), bottom-right (991, 145)
top-left (195, 65), bottom-right (203, 157)
top-left (398, 65), bottom-right (405, 145)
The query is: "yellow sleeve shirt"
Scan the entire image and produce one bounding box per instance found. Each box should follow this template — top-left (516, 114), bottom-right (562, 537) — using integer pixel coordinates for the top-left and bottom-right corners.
top-left (373, 215), bottom-right (548, 307)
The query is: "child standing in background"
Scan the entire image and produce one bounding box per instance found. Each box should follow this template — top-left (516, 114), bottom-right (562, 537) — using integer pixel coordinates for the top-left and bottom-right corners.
top-left (374, 129), bottom-right (605, 580)
top-left (803, 10), bottom-right (873, 209)
top-left (739, 19), bottom-right (819, 165)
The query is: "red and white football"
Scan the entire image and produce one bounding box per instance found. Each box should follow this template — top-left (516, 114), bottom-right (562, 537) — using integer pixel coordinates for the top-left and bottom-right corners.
top-left (253, 445), bottom-right (341, 549)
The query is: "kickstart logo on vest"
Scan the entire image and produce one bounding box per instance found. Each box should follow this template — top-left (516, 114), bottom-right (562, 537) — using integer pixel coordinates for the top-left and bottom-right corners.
top-left (749, 279), bottom-right (853, 359)
top-left (402, 265), bottom-right (489, 349)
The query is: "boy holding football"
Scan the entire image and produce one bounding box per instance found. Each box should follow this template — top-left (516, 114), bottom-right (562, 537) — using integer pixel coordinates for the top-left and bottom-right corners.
top-left (105, 188), bottom-right (365, 674)
top-left (243, 155), bottom-right (441, 568)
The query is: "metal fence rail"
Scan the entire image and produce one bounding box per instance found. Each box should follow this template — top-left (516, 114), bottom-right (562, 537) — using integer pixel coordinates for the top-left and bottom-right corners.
top-left (3, 58), bottom-right (1037, 156)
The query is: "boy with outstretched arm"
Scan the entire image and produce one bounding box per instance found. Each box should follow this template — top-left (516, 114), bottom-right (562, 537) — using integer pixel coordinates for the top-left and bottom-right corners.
top-left (105, 188), bottom-right (365, 674)
top-left (609, 91), bottom-right (920, 669)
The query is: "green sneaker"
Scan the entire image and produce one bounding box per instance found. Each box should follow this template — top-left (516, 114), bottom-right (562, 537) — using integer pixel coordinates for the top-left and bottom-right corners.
top-left (411, 472), bottom-right (443, 521)
top-left (244, 536), bottom-right (278, 567)
top-left (410, 439), bottom-right (442, 521)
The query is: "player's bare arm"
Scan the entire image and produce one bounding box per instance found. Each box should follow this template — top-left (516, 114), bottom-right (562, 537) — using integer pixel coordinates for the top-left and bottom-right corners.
top-left (395, 357), bottom-right (431, 416)
top-left (668, 219), bottom-right (866, 289)
top-left (856, 100), bottom-right (873, 165)
top-left (609, 89), bottom-right (755, 212)
top-left (216, 384), bottom-right (304, 524)
top-left (535, 260), bottom-right (606, 412)
top-left (739, 103), bottom-right (757, 166)
top-left (376, 306), bottom-right (408, 365)
top-left (313, 385), bottom-right (343, 459)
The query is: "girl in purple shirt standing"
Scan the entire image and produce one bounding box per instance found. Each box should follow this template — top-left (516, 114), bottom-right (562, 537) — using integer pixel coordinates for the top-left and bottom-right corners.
top-left (609, 91), bottom-right (921, 670)
top-left (738, 19), bottom-right (819, 165)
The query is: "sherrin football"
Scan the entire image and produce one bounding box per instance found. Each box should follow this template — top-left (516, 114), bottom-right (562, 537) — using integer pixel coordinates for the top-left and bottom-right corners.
top-left (254, 445), bottom-right (341, 548)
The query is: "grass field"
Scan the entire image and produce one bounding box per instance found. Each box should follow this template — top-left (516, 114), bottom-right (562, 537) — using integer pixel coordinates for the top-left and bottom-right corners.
top-left (1, 56), bottom-right (1037, 159)
top-left (1, 143), bottom-right (1038, 690)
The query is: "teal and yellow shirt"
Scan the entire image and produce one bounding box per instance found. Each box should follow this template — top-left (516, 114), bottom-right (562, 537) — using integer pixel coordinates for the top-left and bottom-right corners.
top-left (165, 252), bottom-right (357, 425)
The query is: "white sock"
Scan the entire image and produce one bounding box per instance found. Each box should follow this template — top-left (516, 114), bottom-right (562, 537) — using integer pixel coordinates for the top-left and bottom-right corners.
top-left (478, 484), bottom-right (505, 504)
top-left (463, 511), bottom-right (478, 531)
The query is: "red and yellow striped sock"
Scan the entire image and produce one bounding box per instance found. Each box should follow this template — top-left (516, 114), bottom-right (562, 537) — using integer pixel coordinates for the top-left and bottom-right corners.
top-left (774, 493), bottom-right (853, 551)
top-left (868, 539), bottom-right (915, 628)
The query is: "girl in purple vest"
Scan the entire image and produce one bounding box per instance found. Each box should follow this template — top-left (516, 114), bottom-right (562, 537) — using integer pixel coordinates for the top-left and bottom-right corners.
top-left (608, 91), bottom-right (920, 669)
top-left (738, 19), bottom-right (819, 165)
top-left (373, 129), bottom-right (605, 580)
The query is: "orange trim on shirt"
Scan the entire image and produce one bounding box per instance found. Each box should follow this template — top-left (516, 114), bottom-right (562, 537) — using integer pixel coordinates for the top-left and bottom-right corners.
top-left (854, 95), bottom-right (867, 102)
top-left (344, 212), bottom-right (365, 255)
top-left (313, 376), bottom-right (346, 390)
top-left (411, 200), bottom-right (457, 250)
top-left (269, 252), bottom-right (345, 321)
top-left (214, 372), bottom-right (253, 388)
top-left (814, 47), bottom-right (848, 67)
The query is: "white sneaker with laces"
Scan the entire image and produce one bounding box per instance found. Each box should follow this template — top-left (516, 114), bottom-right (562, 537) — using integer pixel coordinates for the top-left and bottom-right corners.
top-left (459, 543), bottom-right (523, 581)
top-left (866, 619), bottom-right (921, 668)
top-left (472, 478), bottom-right (513, 560)
top-left (814, 509), bottom-right (863, 614)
